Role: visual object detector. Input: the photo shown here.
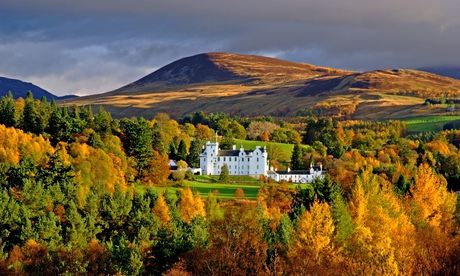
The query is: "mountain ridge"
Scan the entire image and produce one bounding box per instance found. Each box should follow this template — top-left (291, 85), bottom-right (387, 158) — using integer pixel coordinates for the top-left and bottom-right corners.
top-left (61, 52), bottom-right (460, 119)
top-left (0, 76), bottom-right (58, 100)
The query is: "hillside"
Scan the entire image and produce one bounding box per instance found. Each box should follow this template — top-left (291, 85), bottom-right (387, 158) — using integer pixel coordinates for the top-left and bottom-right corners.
top-left (61, 52), bottom-right (460, 119)
top-left (0, 76), bottom-right (58, 100)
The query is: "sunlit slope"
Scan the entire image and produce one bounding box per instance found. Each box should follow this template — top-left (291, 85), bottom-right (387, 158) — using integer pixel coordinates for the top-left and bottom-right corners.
top-left (62, 53), bottom-right (460, 119)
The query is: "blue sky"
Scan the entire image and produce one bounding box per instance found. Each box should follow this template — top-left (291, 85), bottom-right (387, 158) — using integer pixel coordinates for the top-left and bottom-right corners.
top-left (1, 0), bottom-right (460, 95)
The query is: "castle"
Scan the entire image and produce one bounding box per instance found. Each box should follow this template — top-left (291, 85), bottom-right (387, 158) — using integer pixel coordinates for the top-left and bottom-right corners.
top-left (199, 141), bottom-right (268, 177)
top-left (199, 141), bottom-right (324, 183)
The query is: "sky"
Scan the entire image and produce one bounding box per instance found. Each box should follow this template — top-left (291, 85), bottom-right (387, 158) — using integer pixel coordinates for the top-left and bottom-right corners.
top-left (1, 0), bottom-right (460, 96)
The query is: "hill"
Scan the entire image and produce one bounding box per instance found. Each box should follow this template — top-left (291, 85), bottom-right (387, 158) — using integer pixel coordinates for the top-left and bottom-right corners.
top-left (0, 76), bottom-right (58, 100)
top-left (61, 53), bottom-right (460, 119)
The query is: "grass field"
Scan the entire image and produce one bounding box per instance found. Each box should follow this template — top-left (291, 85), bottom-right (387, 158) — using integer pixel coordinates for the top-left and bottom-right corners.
top-left (136, 175), bottom-right (307, 200)
top-left (400, 115), bottom-right (460, 133)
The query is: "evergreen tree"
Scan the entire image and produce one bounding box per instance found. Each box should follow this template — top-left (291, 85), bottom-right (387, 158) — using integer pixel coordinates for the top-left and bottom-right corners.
top-left (120, 118), bottom-right (154, 178)
top-left (0, 92), bottom-right (16, 127)
top-left (187, 140), bottom-right (203, 168)
top-left (168, 142), bottom-right (177, 160)
top-left (395, 174), bottom-right (410, 196)
top-left (94, 106), bottom-right (112, 136)
top-left (177, 140), bottom-right (187, 161)
top-left (290, 143), bottom-right (304, 170)
top-left (219, 164), bottom-right (230, 183)
top-left (21, 91), bottom-right (38, 133)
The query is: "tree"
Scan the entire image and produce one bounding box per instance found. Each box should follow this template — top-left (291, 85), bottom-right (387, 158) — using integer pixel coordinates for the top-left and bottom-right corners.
top-left (21, 91), bottom-right (39, 134)
top-left (411, 163), bottom-right (457, 229)
top-left (152, 194), bottom-right (170, 225)
top-left (168, 142), bottom-right (177, 160)
top-left (94, 106), bottom-right (112, 136)
top-left (143, 150), bottom-right (170, 185)
top-left (179, 188), bottom-right (206, 224)
top-left (219, 164), bottom-right (230, 183)
top-left (0, 92), bottom-right (16, 127)
top-left (290, 144), bottom-right (304, 170)
top-left (234, 188), bottom-right (245, 199)
top-left (288, 200), bottom-right (337, 271)
top-left (177, 140), bottom-right (187, 161)
top-left (187, 140), bottom-right (203, 168)
top-left (120, 118), bottom-right (154, 178)
top-left (247, 121), bottom-right (279, 140)
top-left (195, 124), bottom-right (214, 141)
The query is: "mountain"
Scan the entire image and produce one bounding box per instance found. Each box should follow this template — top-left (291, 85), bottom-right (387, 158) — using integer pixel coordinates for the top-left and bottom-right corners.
top-left (62, 52), bottom-right (460, 120)
top-left (0, 76), bottom-right (58, 100)
top-left (419, 66), bottom-right (460, 80)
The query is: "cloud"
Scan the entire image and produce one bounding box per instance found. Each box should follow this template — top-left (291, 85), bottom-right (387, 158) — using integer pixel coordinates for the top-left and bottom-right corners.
top-left (0, 0), bottom-right (460, 95)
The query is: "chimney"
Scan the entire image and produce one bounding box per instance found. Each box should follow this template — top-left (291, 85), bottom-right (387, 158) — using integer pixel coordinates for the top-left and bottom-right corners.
top-left (232, 145), bottom-right (236, 150)
top-left (287, 167), bottom-right (291, 173)
top-left (319, 163), bottom-right (323, 171)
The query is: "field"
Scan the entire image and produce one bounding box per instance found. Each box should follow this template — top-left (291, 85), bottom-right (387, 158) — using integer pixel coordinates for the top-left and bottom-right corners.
top-left (137, 175), bottom-right (307, 200)
top-left (400, 115), bottom-right (460, 133)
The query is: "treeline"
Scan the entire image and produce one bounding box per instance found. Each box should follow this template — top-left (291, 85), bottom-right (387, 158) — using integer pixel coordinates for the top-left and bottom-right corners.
top-left (0, 93), bottom-right (459, 274)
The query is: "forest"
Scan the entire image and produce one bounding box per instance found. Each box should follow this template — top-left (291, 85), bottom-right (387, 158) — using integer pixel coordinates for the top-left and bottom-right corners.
top-left (0, 91), bottom-right (459, 275)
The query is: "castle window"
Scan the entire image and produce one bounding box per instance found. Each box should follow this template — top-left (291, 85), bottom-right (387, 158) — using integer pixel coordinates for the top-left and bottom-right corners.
top-left (218, 157), bottom-right (220, 161)
top-left (257, 158), bottom-right (259, 162)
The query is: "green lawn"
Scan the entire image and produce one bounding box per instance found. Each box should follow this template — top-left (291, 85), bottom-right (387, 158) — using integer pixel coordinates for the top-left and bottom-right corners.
top-left (136, 175), bottom-right (308, 200)
top-left (400, 115), bottom-right (460, 133)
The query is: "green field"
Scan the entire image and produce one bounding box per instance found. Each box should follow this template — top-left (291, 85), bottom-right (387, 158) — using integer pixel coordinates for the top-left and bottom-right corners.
top-left (400, 115), bottom-right (460, 133)
top-left (137, 175), bottom-right (307, 200)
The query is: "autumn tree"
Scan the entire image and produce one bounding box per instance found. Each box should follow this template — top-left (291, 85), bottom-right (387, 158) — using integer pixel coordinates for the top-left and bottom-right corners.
top-left (152, 194), bottom-right (170, 225)
top-left (288, 200), bottom-right (339, 273)
top-left (143, 150), bottom-right (170, 186)
top-left (179, 188), bottom-right (206, 224)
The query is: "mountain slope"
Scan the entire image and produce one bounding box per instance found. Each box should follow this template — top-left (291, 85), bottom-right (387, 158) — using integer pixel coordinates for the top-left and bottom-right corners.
top-left (113, 52), bottom-right (350, 94)
top-left (62, 53), bottom-right (460, 119)
top-left (0, 76), bottom-right (58, 100)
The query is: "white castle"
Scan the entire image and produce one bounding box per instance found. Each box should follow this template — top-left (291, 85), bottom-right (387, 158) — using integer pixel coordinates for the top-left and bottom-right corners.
top-left (200, 141), bottom-right (268, 176)
top-left (199, 140), bottom-right (324, 183)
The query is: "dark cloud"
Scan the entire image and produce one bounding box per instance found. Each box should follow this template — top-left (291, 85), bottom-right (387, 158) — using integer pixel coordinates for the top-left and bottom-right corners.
top-left (0, 0), bottom-right (459, 95)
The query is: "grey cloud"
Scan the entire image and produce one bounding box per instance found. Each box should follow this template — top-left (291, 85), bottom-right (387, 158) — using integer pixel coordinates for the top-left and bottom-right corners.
top-left (0, 0), bottom-right (460, 95)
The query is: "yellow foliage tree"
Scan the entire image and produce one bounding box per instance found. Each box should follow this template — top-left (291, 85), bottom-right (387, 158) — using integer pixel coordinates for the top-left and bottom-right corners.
top-left (288, 200), bottom-right (340, 273)
top-left (411, 163), bottom-right (457, 229)
top-left (179, 188), bottom-right (206, 223)
top-left (152, 194), bottom-right (170, 225)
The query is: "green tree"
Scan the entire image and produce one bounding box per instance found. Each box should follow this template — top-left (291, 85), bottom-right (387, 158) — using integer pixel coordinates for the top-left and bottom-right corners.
top-left (187, 140), bottom-right (203, 168)
top-left (21, 91), bottom-right (39, 133)
top-left (290, 144), bottom-right (304, 170)
top-left (177, 140), bottom-right (187, 161)
top-left (219, 164), bottom-right (230, 183)
top-left (120, 118), bottom-right (154, 178)
top-left (94, 106), bottom-right (112, 136)
top-left (0, 92), bottom-right (16, 127)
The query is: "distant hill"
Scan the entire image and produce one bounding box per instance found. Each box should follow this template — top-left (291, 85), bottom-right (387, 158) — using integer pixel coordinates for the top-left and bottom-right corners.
top-left (0, 76), bottom-right (58, 100)
top-left (419, 66), bottom-right (460, 80)
top-left (62, 52), bottom-right (460, 120)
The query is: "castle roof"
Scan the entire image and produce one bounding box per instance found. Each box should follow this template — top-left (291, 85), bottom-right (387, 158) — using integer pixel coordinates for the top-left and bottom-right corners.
top-left (217, 150), bottom-right (240, 156)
